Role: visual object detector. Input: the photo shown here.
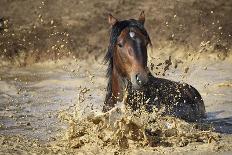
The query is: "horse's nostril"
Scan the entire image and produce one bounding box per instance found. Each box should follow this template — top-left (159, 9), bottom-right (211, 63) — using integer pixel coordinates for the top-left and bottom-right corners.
top-left (136, 74), bottom-right (142, 85)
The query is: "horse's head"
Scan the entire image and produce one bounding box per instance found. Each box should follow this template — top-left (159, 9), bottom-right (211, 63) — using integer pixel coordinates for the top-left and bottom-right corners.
top-left (108, 11), bottom-right (151, 90)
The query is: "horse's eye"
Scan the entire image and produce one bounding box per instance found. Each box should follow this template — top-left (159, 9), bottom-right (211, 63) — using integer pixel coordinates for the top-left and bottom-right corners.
top-left (117, 43), bottom-right (123, 48)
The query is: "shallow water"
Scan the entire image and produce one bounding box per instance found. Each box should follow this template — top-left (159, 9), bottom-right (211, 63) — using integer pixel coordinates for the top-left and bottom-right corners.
top-left (0, 60), bottom-right (105, 141)
top-left (0, 59), bottom-right (232, 143)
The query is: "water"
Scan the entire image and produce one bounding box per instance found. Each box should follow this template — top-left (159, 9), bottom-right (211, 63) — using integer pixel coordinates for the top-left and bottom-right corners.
top-left (0, 59), bottom-right (232, 142)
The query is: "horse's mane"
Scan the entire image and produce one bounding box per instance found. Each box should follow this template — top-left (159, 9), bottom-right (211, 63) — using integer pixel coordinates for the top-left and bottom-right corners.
top-left (104, 19), bottom-right (151, 103)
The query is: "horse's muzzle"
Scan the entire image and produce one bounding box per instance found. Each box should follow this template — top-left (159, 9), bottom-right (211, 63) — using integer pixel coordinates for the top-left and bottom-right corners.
top-left (131, 72), bottom-right (148, 90)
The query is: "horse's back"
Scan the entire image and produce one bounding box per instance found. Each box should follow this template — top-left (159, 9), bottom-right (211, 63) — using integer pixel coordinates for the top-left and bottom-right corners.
top-left (146, 76), bottom-right (206, 122)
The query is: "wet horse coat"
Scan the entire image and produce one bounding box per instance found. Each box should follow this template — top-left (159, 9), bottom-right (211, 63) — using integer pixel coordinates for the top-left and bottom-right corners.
top-left (103, 12), bottom-right (206, 122)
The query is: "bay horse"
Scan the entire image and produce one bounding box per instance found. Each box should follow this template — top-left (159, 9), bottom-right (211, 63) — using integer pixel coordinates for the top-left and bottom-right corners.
top-left (103, 11), bottom-right (206, 122)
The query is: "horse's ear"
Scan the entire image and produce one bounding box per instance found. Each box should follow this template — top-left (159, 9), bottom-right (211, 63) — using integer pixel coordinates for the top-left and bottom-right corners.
top-left (108, 14), bottom-right (118, 26)
top-left (138, 11), bottom-right (145, 25)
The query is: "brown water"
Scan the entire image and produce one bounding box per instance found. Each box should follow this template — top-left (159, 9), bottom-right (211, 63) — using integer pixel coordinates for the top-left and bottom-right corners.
top-left (0, 58), bottom-right (232, 154)
top-left (0, 59), bottom-right (106, 141)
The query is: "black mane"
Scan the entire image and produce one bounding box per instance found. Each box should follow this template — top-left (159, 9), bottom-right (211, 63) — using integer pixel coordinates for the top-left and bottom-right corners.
top-left (104, 19), bottom-right (151, 103)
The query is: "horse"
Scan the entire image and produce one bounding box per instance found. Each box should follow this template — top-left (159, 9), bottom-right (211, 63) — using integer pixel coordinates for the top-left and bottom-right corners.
top-left (103, 11), bottom-right (206, 122)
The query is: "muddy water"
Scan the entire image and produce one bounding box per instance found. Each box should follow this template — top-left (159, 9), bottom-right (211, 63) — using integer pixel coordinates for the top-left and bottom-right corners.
top-left (0, 58), bottom-right (232, 153)
top-left (0, 60), bottom-right (106, 141)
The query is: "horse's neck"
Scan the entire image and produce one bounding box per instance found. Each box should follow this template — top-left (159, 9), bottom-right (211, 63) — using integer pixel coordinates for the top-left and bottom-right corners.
top-left (111, 68), bottom-right (127, 102)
